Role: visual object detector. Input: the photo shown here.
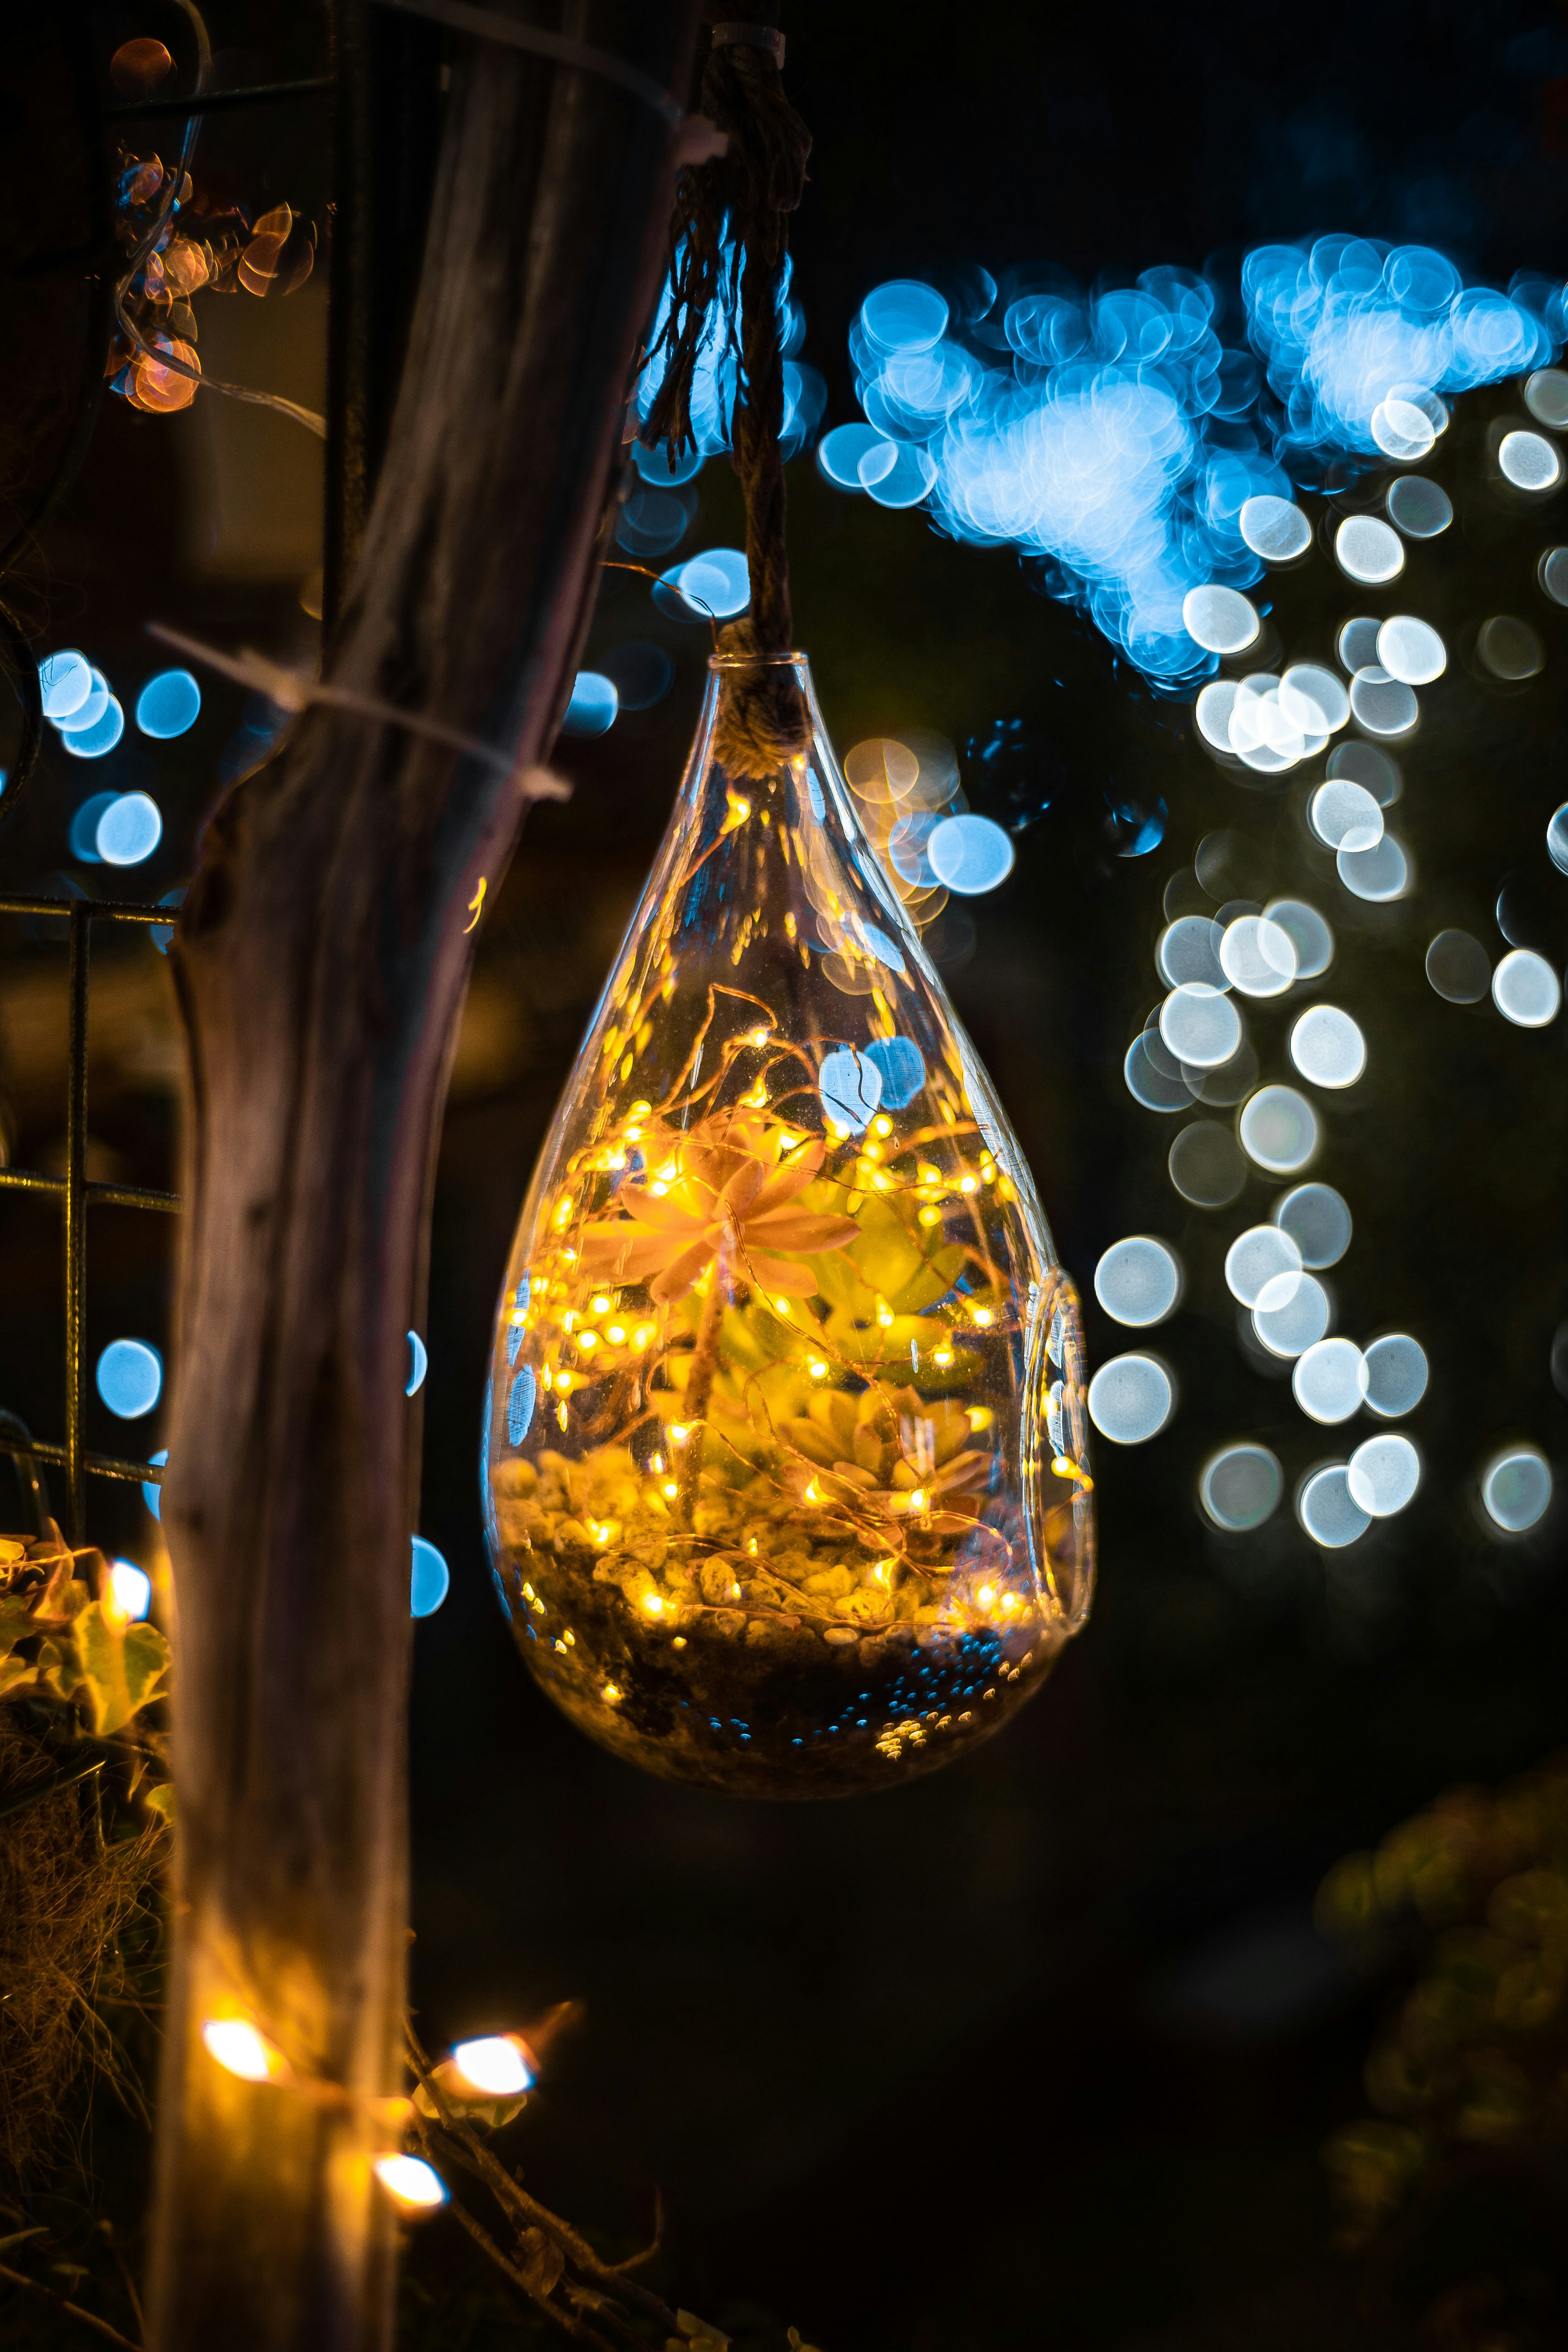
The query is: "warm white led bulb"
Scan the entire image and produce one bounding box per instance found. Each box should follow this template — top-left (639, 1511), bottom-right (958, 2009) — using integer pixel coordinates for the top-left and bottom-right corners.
top-left (451, 2035), bottom-right (534, 2098)
top-left (374, 2154), bottom-right (448, 2211)
top-left (201, 2018), bottom-right (282, 2082)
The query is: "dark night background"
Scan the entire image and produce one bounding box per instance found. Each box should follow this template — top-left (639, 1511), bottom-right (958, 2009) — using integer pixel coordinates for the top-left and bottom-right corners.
top-left (5, 4), bottom-right (1568, 2346)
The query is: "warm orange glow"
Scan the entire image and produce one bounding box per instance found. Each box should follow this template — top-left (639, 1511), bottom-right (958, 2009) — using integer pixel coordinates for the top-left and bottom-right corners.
top-left (202, 2017), bottom-right (285, 2083)
top-left (374, 2154), bottom-right (448, 2212)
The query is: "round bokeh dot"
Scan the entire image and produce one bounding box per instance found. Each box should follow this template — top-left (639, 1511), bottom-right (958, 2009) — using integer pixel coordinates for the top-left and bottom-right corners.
top-left (1224, 1224), bottom-right (1301, 1309)
top-left (1087, 1353), bottom-right (1173, 1444)
top-left (97, 1338), bottom-right (163, 1419)
top-left (1499, 430), bottom-right (1561, 491)
top-left (1168, 1121), bottom-right (1246, 1207)
top-left (1481, 1447), bottom-right (1552, 1532)
top-left (1290, 1004), bottom-right (1366, 1088)
top-left (410, 1536), bottom-right (450, 1617)
top-left (1200, 1443), bottom-right (1283, 1530)
top-left (1159, 984), bottom-right (1241, 1070)
top-left (1386, 477), bottom-right (1452, 537)
top-left (135, 667), bottom-right (202, 738)
top-left (1239, 1085), bottom-right (1319, 1175)
top-left (1337, 835), bottom-right (1409, 902)
top-left (1347, 1433), bottom-right (1421, 1517)
top-left (1426, 930), bottom-right (1490, 1003)
top-left (1363, 1334), bottom-right (1429, 1418)
top-left (97, 792), bottom-right (163, 865)
top-left (1293, 1337), bottom-right (1368, 1424)
top-left (1273, 1182), bottom-right (1352, 1268)
top-left (1253, 1272), bottom-right (1330, 1358)
top-left (1492, 948), bottom-right (1561, 1028)
top-left (927, 813), bottom-right (1014, 894)
top-left (1182, 584), bottom-right (1259, 654)
top-left (1298, 1464), bottom-right (1370, 1548)
top-left (1094, 1236), bottom-right (1181, 1327)
top-left (1336, 515), bottom-right (1404, 584)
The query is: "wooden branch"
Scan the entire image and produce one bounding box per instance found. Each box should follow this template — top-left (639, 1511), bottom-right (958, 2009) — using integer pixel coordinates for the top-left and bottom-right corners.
top-left (0, 2261), bottom-right (143, 2352)
top-left (144, 8), bottom-right (704, 2347)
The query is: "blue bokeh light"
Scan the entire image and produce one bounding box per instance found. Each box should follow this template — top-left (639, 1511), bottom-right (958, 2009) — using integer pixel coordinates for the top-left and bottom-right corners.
top-left (507, 1365), bottom-right (536, 1445)
top-left (68, 792), bottom-right (118, 863)
top-left (406, 1331), bottom-right (428, 1397)
top-left (97, 1338), bottom-right (163, 1420)
top-left (864, 1035), bottom-right (925, 1107)
top-left (661, 547), bottom-right (750, 621)
top-left (819, 1048), bottom-right (882, 1131)
top-left (142, 1447), bottom-right (169, 1519)
top-left (928, 813), bottom-right (1016, 893)
top-left (56, 670), bottom-right (110, 735)
top-left (817, 422), bottom-right (891, 488)
top-left (561, 672), bottom-right (618, 738)
top-left (149, 886), bottom-right (186, 954)
top-left (631, 438), bottom-right (704, 486)
top-left (39, 651), bottom-right (92, 720)
top-left (63, 696), bottom-right (125, 759)
top-left (97, 791), bottom-right (163, 864)
top-left (135, 667), bottom-right (202, 739)
top-left (410, 1535), bottom-right (450, 1618)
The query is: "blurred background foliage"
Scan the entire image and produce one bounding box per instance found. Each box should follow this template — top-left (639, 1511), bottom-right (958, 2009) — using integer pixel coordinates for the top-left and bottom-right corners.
top-left (4, 2), bottom-right (1568, 2347)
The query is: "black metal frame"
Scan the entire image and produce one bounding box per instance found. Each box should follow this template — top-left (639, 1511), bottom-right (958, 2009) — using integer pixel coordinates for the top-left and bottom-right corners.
top-left (0, 894), bottom-right (178, 1542)
top-left (0, 18), bottom-right (444, 1545)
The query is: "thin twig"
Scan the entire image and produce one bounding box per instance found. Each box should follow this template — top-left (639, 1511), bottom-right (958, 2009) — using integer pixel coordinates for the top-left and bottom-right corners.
top-left (434, 2189), bottom-right (620, 2352)
top-left (0, 2262), bottom-right (143, 2351)
top-left (404, 2025), bottom-right (681, 2334)
top-left (97, 2223), bottom-right (144, 2336)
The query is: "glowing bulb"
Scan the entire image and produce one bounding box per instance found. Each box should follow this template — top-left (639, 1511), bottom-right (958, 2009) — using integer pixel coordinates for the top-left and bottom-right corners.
top-left (602, 1681), bottom-right (623, 1703)
top-left (642, 1591), bottom-right (665, 1615)
top-left (607, 1324), bottom-right (626, 1343)
top-left (907, 1489), bottom-right (927, 1513)
top-left (977, 1583), bottom-right (997, 1608)
top-left (662, 1480), bottom-right (679, 1498)
top-left (669, 1423), bottom-right (689, 1444)
top-left (451, 2035), bottom-right (535, 2098)
top-left (590, 1294), bottom-right (611, 1314)
top-left (202, 2018), bottom-right (285, 2082)
top-left (105, 1559), bottom-right (152, 1623)
top-left (374, 2154), bottom-right (448, 2212)
top-left (971, 1306), bottom-right (993, 1327)
top-left (808, 1358), bottom-right (828, 1378)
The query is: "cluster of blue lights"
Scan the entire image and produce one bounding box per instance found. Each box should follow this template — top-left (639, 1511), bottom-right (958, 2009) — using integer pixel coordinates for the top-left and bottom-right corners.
top-left (1245, 239), bottom-right (1561, 460)
top-left (33, 651), bottom-right (194, 861)
top-left (824, 244), bottom-right (1566, 685)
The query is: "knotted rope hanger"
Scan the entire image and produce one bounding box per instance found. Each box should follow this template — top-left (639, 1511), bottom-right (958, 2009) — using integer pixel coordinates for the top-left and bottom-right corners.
top-left (641, 12), bottom-right (812, 778)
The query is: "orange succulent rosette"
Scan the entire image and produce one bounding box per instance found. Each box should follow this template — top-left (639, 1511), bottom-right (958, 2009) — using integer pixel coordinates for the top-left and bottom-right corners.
top-left (578, 1110), bottom-right (859, 1303)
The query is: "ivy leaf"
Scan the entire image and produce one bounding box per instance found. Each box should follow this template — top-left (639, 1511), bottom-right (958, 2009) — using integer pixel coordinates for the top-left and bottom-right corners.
top-left (38, 1602), bottom-right (171, 1735)
top-left (516, 2226), bottom-right (565, 2299)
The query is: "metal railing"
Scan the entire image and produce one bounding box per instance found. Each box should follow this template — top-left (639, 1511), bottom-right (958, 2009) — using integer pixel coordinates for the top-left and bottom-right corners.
top-left (0, 894), bottom-right (177, 1540)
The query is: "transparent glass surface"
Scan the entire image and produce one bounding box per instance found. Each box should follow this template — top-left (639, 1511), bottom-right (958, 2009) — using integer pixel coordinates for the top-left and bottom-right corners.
top-left (483, 653), bottom-right (1094, 1797)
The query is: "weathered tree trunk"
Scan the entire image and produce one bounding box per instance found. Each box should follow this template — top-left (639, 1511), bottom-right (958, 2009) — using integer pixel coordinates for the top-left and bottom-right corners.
top-left (146, 9), bottom-right (701, 2345)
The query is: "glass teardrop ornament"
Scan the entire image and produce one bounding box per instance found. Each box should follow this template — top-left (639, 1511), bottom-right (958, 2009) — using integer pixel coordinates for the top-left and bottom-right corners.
top-left (483, 651), bottom-right (1094, 1796)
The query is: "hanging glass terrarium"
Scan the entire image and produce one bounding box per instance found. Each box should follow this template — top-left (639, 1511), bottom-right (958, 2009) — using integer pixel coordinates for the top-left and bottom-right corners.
top-left (481, 648), bottom-right (1094, 1798)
